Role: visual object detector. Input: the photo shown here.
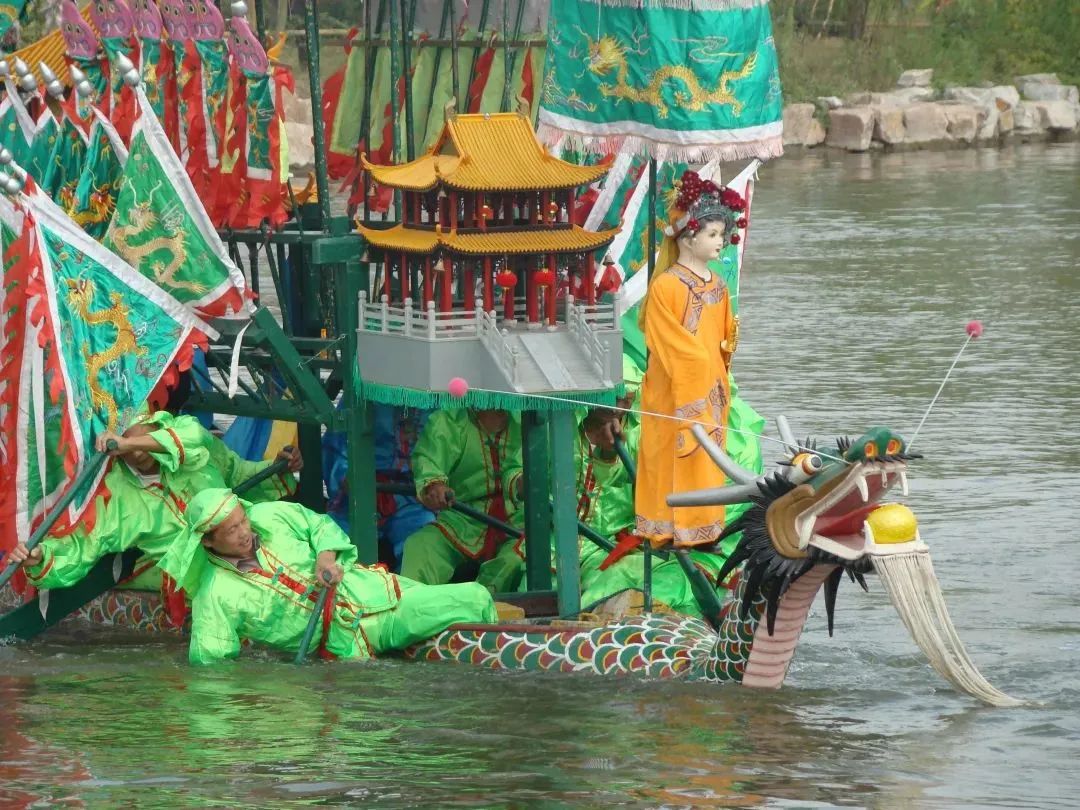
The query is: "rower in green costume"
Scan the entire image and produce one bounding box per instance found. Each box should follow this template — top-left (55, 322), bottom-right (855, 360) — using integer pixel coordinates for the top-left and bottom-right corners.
top-left (16, 411), bottom-right (300, 600)
top-left (162, 489), bottom-right (497, 665)
top-left (400, 409), bottom-right (525, 593)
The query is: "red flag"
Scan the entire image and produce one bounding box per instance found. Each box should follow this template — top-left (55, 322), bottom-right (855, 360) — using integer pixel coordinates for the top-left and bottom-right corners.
top-left (519, 47), bottom-right (535, 111)
top-left (466, 43), bottom-right (497, 114)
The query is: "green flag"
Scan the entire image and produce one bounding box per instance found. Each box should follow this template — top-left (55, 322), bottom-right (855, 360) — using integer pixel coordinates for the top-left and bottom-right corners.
top-left (64, 111), bottom-right (126, 241)
top-left (104, 87), bottom-right (249, 320)
top-left (0, 184), bottom-right (209, 548)
top-left (39, 115), bottom-right (88, 199)
top-left (538, 0), bottom-right (783, 161)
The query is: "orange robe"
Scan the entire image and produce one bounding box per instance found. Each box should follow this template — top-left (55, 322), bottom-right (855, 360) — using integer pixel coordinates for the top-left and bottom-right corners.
top-left (635, 266), bottom-right (736, 548)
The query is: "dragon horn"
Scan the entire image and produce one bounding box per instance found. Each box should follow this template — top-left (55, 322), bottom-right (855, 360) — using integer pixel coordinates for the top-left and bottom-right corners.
top-left (776, 415), bottom-right (799, 455)
top-left (666, 482), bottom-right (760, 508)
top-left (690, 423), bottom-right (757, 484)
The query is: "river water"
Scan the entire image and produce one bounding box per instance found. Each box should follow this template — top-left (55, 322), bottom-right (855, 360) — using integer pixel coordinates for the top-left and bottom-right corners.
top-left (2, 142), bottom-right (1078, 808)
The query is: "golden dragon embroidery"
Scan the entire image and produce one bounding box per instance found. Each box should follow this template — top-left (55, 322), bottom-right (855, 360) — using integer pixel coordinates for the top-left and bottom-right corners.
top-left (586, 36), bottom-right (758, 119)
top-left (106, 179), bottom-right (206, 296)
top-left (66, 277), bottom-right (147, 433)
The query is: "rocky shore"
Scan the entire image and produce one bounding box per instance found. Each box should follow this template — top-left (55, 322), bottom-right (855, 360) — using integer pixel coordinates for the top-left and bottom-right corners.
top-left (283, 71), bottom-right (1079, 172)
top-left (783, 70), bottom-right (1080, 152)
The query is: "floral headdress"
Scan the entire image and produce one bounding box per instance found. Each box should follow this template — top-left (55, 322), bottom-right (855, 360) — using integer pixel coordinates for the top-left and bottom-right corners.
top-left (663, 170), bottom-right (748, 244)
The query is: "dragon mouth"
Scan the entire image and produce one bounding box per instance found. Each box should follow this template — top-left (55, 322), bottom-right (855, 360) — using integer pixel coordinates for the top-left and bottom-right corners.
top-left (794, 460), bottom-right (911, 562)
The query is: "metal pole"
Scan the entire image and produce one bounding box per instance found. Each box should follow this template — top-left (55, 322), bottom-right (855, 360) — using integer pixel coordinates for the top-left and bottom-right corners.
top-left (303, 0), bottom-right (331, 229)
top-left (448, 0), bottom-right (460, 105)
top-left (400, 0), bottom-right (417, 161)
top-left (550, 411), bottom-right (581, 618)
top-left (423, 1), bottom-right (452, 145)
top-left (644, 157), bottom-right (658, 611)
top-left (500, 0), bottom-right (527, 111)
top-left (252, 0), bottom-right (267, 45)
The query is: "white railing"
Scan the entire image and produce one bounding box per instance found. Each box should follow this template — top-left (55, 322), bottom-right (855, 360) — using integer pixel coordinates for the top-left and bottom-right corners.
top-left (563, 294), bottom-right (619, 331)
top-left (566, 300), bottom-right (611, 386)
top-left (478, 305), bottom-right (521, 389)
top-left (358, 291), bottom-right (482, 339)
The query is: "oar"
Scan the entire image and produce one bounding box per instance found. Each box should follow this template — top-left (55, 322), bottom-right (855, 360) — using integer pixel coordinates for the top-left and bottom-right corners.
top-left (376, 482), bottom-right (524, 539)
top-left (613, 435), bottom-right (636, 484)
top-left (0, 440), bottom-right (117, 591)
top-left (295, 570), bottom-right (334, 664)
top-left (233, 455), bottom-right (291, 497)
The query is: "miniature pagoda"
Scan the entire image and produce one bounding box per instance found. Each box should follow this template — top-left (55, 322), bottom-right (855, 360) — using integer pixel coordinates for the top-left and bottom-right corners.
top-left (355, 111), bottom-right (623, 401)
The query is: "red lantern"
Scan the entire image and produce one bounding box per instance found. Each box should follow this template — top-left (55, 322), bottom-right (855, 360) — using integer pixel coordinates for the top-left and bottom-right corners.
top-left (496, 271), bottom-right (518, 288)
top-left (534, 269), bottom-right (556, 287)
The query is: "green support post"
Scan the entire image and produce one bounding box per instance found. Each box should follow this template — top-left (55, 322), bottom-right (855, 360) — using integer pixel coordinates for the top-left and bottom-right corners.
top-left (303, 0), bottom-right (331, 229)
top-left (549, 410), bottom-right (580, 618)
top-left (335, 260), bottom-right (378, 564)
top-left (521, 411), bottom-right (551, 591)
top-left (296, 423), bottom-right (324, 511)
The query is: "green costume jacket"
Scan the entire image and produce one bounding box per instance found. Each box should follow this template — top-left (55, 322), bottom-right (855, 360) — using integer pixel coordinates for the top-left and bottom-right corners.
top-left (411, 410), bottom-right (524, 560)
top-left (182, 501), bottom-right (401, 665)
top-left (25, 415), bottom-right (294, 590)
top-left (573, 412), bottom-right (728, 618)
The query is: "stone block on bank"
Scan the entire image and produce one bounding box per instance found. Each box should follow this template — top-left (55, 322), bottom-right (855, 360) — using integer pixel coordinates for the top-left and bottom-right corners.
top-left (783, 103), bottom-right (826, 146)
top-left (817, 95), bottom-right (844, 110)
top-left (1015, 73), bottom-right (1060, 98)
top-left (872, 106), bottom-right (905, 144)
top-left (1032, 100), bottom-right (1078, 132)
top-left (827, 106), bottom-right (874, 151)
top-left (897, 69), bottom-right (933, 88)
top-left (1013, 102), bottom-right (1045, 135)
top-left (902, 103), bottom-right (950, 143)
top-left (943, 103), bottom-right (980, 143)
top-left (997, 105), bottom-right (1015, 134)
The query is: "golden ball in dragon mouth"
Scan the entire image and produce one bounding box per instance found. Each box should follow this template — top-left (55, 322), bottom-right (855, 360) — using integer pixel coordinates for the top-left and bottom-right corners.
top-left (865, 503), bottom-right (919, 545)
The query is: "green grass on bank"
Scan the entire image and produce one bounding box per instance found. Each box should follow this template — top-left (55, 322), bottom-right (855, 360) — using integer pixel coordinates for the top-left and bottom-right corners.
top-left (772, 0), bottom-right (1080, 104)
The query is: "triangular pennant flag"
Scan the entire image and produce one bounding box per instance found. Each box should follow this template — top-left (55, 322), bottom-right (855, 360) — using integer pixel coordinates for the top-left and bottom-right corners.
top-left (0, 184), bottom-right (210, 555)
top-left (37, 112), bottom-right (88, 199)
top-left (104, 85), bottom-right (250, 319)
top-left (63, 110), bottom-right (127, 240)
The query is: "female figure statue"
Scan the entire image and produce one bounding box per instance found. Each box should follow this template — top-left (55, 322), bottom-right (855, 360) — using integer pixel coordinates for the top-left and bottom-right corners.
top-left (635, 170), bottom-right (746, 549)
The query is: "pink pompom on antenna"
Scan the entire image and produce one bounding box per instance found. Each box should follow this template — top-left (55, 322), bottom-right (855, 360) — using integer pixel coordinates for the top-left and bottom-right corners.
top-left (447, 377), bottom-right (469, 398)
top-left (965, 320), bottom-right (984, 339)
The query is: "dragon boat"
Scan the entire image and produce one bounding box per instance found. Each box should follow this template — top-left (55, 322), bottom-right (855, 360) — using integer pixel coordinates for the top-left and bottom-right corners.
top-left (0, 0), bottom-right (1017, 711)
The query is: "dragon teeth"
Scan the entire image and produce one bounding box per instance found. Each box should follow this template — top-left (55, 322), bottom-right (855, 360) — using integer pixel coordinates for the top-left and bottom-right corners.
top-left (798, 514), bottom-right (815, 548)
top-left (899, 470), bottom-right (909, 496)
top-left (856, 474), bottom-right (870, 503)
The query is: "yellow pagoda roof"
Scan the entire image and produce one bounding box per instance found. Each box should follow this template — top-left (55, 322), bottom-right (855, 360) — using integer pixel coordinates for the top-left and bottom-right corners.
top-left (361, 113), bottom-right (609, 192)
top-left (358, 224), bottom-right (620, 256)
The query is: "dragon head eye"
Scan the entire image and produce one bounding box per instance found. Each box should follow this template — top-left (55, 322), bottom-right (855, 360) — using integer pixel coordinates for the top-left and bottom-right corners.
top-left (787, 452), bottom-right (823, 483)
top-left (863, 441), bottom-right (879, 460)
top-left (886, 437), bottom-right (902, 455)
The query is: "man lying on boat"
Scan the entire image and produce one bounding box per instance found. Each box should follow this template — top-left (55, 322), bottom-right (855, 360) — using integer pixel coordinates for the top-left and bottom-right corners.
top-left (161, 488), bottom-right (497, 664)
top-left (400, 408), bottom-right (526, 592)
top-left (6, 411), bottom-right (302, 625)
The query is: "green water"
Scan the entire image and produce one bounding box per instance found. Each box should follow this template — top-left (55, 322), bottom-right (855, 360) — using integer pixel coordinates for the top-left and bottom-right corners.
top-left (2, 142), bottom-right (1079, 808)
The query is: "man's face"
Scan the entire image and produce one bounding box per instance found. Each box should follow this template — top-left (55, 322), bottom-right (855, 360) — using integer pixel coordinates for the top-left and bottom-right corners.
top-left (123, 423), bottom-right (160, 474)
top-left (202, 505), bottom-right (256, 558)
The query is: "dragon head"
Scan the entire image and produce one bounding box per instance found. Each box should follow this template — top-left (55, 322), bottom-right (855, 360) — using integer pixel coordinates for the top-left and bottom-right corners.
top-left (669, 420), bottom-right (1020, 707)
top-left (65, 277), bottom-right (96, 309)
top-left (586, 36), bottom-right (624, 76)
